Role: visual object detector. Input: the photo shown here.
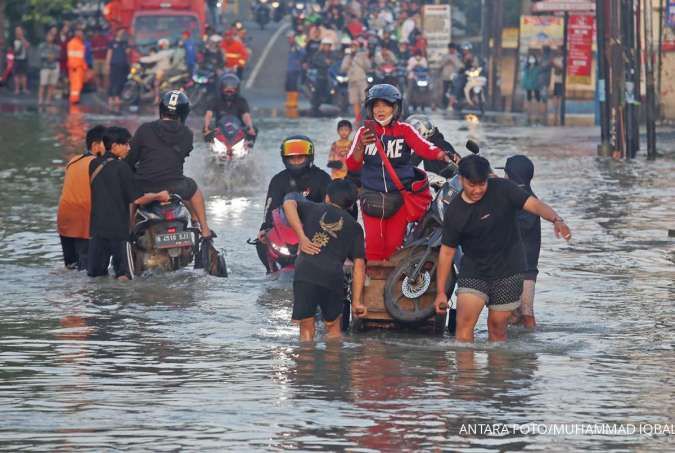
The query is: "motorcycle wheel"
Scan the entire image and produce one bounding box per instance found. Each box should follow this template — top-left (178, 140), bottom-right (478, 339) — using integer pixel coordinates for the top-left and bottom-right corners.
top-left (384, 247), bottom-right (456, 324)
top-left (121, 81), bottom-right (140, 104)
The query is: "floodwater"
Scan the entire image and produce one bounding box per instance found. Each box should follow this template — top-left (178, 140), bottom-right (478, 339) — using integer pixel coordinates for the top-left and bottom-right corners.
top-left (1, 106), bottom-right (673, 451)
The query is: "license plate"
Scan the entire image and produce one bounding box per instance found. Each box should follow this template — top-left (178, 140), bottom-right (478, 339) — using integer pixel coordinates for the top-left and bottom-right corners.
top-left (155, 231), bottom-right (193, 249)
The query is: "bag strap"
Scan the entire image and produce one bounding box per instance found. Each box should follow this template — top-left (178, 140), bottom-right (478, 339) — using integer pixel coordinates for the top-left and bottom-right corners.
top-left (90, 158), bottom-right (114, 185)
top-left (371, 130), bottom-right (406, 193)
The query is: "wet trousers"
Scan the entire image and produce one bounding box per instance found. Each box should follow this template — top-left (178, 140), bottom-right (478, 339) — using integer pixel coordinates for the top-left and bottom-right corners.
top-left (68, 66), bottom-right (85, 104)
top-left (362, 207), bottom-right (408, 261)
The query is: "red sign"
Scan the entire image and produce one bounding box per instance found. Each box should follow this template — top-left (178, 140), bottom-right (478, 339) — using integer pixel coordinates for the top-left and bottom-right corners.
top-left (567, 14), bottom-right (594, 85)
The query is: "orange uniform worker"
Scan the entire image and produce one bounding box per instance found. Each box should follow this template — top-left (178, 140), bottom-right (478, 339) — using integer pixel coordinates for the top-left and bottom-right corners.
top-left (57, 125), bottom-right (107, 269)
top-left (221, 30), bottom-right (249, 78)
top-left (67, 28), bottom-right (88, 104)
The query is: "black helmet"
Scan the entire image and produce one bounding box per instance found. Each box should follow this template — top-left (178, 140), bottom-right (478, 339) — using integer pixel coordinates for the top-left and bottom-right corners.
top-left (365, 84), bottom-right (403, 123)
top-left (219, 73), bottom-right (240, 99)
top-left (280, 135), bottom-right (315, 177)
top-left (159, 90), bottom-right (190, 123)
top-left (405, 114), bottom-right (436, 139)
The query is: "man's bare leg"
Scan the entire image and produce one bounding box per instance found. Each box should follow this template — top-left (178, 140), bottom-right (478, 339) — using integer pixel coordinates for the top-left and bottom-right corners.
top-left (487, 310), bottom-right (511, 342)
top-left (188, 189), bottom-right (211, 238)
top-left (324, 318), bottom-right (342, 340)
top-left (455, 293), bottom-right (485, 342)
top-left (299, 317), bottom-right (316, 342)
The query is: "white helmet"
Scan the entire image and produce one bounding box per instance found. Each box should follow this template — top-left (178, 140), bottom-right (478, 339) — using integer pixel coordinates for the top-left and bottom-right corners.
top-left (406, 114), bottom-right (436, 139)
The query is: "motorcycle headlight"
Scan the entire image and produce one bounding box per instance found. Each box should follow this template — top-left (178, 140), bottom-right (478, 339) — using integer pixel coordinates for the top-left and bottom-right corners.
top-left (336, 75), bottom-right (348, 83)
top-left (272, 242), bottom-right (291, 256)
top-left (417, 80), bottom-right (429, 87)
top-left (367, 76), bottom-right (374, 83)
top-left (231, 139), bottom-right (248, 158)
top-left (130, 66), bottom-right (139, 75)
top-left (296, 3), bottom-right (304, 8)
top-left (272, 1), bottom-right (279, 7)
top-left (192, 74), bottom-right (208, 83)
top-left (212, 137), bottom-right (227, 155)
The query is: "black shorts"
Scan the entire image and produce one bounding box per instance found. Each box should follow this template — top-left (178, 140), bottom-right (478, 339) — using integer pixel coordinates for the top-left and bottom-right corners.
top-left (87, 236), bottom-right (134, 279)
top-left (457, 273), bottom-right (524, 311)
top-left (14, 59), bottom-right (28, 76)
top-left (60, 236), bottom-right (89, 270)
top-left (292, 281), bottom-right (344, 322)
top-left (553, 82), bottom-right (564, 97)
top-left (137, 176), bottom-right (197, 201)
top-left (526, 89), bottom-right (541, 102)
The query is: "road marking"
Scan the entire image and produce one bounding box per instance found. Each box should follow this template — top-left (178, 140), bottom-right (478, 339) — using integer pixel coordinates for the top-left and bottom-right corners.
top-left (245, 22), bottom-right (290, 90)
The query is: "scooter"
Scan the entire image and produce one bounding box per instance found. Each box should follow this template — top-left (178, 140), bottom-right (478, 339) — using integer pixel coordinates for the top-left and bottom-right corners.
top-left (206, 115), bottom-right (255, 163)
top-left (121, 62), bottom-right (190, 106)
top-left (248, 206), bottom-right (299, 274)
top-left (407, 66), bottom-right (432, 112)
top-left (452, 66), bottom-right (487, 115)
top-left (182, 66), bottom-right (217, 114)
top-left (254, 0), bottom-right (272, 29)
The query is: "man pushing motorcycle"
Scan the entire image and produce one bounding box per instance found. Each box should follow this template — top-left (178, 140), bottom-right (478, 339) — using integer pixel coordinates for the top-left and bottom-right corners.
top-left (126, 90), bottom-right (211, 239)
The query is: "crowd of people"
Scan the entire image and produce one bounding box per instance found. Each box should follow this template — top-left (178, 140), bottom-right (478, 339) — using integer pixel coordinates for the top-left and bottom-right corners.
top-left (284, 0), bottom-right (482, 120)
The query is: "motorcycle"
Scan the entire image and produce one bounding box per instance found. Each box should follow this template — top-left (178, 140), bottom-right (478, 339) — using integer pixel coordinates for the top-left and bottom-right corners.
top-left (248, 206), bottom-right (299, 274)
top-left (254, 0), bottom-right (271, 29)
top-left (329, 62), bottom-right (349, 113)
top-left (291, 2), bottom-right (306, 29)
top-left (132, 195), bottom-right (199, 273)
top-left (407, 66), bottom-right (432, 112)
top-left (272, 0), bottom-right (285, 22)
top-left (305, 67), bottom-right (331, 114)
top-left (121, 62), bottom-right (190, 106)
top-left (207, 115), bottom-right (255, 163)
top-left (374, 63), bottom-right (400, 87)
top-left (183, 66), bottom-right (217, 114)
top-left (452, 66), bottom-right (487, 115)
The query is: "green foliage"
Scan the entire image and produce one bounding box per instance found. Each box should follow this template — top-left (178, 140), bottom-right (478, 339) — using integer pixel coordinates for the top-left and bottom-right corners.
top-left (6, 0), bottom-right (78, 26)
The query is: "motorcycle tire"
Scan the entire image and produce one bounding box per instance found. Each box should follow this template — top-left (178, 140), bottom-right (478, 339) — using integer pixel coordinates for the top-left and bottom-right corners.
top-left (384, 247), bottom-right (457, 324)
top-left (121, 81), bottom-right (140, 105)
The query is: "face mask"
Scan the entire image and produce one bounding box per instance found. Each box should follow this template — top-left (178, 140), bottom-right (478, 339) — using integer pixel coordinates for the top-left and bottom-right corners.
top-left (375, 114), bottom-right (393, 126)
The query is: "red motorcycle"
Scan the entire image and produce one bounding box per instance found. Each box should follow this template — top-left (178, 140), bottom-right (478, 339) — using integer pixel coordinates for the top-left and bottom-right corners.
top-left (249, 207), bottom-right (299, 274)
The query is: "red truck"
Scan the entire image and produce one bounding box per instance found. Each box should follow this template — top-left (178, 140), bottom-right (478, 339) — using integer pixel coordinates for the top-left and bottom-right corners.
top-left (104, 0), bottom-right (205, 52)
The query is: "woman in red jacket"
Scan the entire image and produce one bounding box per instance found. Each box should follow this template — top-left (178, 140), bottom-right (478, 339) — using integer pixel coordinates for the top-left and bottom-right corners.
top-left (346, 84), bottom-right (449, 260)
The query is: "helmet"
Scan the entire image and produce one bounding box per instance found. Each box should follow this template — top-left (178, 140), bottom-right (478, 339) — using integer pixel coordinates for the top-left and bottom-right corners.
top-left (405, 114), bottom-right (436, 139)
top-left (219, 73), bottom-right (240, 99)
top-left (280, 135), bottom-right (315, 177)
top-left (461, 42), bottom-right (473, 52)
top-left (365, 84), bottom-right (403, 123)
top-left (159, 90), bottom-right (190, 123)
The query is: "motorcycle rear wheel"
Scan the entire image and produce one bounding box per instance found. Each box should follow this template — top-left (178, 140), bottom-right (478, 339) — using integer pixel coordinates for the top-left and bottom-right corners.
top-left (121, 81), bottom-right (140, 104)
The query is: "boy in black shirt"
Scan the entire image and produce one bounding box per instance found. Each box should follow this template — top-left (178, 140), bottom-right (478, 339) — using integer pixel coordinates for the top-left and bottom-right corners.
top-left (282, 179), bottom-right (368, 341)
top-left (433, 155), bottom-right (571, 342)
top-left (88, 127), bottom-right (171, 280)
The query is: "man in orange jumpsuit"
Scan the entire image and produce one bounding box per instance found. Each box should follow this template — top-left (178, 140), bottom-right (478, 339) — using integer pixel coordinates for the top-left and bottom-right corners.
top-left (57, 125), bottom-right (107, 269)
top-left (67, 28), bottom-right (88, 104)
top-left (221, 30), bottom-right (249, 79)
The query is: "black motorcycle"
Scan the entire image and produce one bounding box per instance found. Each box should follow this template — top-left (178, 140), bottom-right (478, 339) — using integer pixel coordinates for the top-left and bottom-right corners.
top-left (183, 66), bottom-right (217, 114)
top-left (254, 0), bottom-right (271, 29)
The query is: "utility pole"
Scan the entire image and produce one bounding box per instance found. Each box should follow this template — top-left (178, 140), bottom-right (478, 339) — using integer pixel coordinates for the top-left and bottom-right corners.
top-left (623, 0), bottom-right (638, 160)
top-left (596, 0), bottom-right (612, 155)
top-left (491, 0), bottom-right (504, 110)
top-left (609, 0), bottom-right (626, 157)
top-left (644, 0), bottom-right (658, 159)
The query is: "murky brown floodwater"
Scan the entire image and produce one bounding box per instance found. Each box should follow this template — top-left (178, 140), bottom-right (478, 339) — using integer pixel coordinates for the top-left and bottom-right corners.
top-left (1, 106), bottom-right (673, 450)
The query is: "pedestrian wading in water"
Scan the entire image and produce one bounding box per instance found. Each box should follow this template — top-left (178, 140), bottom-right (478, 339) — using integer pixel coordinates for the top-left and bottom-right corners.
top-left (434, 155), bottom-right (571, 342)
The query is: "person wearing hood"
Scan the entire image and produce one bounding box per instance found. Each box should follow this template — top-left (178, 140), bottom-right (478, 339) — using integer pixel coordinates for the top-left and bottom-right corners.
top-left (126, 90), bottom-right (211, 238)
top-left (503, 155), bottom-right (540, 329)
top-left (255, 135), bottom-right (332, 272)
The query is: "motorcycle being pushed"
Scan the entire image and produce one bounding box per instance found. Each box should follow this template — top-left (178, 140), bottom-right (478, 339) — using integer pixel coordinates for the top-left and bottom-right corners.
top-left (121, 62), bottom-right (190, 106)
top-left (248, 205), bottom-right (299, 275)
top-left (207, 115), bottom-right (255, 163)
top-left (132, 195), bottom-right (199, 273)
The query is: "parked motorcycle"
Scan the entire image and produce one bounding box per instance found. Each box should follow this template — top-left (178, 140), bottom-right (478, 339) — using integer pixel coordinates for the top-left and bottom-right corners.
top-left (407, 66), bottom-right (432, 112)
top-left (207, 115), bottom-right (255, 163)
top-left (132, 195), bottom-right (199, 273)
top-left (254, 0), bottom-right (271, 29)
top-left (121, 62), bottom-right (189, 105)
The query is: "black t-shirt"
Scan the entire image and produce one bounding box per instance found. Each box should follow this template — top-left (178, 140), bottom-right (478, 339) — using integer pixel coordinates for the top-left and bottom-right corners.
top-left (294, 200), bottom-right (365, 293)
top-left (127, 120), bottom-right (193, 184)
top-left (516, 190), bottom-right (541, 276)
top-left (206, 95), bottom-right (250, 123)
top-left (89, 154), bottom-right (138, 241)
top-left (442, 178), bottom-right (530, 279)
top-left (261, 167), bottom-right (333, 230)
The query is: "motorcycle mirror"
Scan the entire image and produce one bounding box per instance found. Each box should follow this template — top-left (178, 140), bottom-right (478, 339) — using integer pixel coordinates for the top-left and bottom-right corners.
top-left (465, 140), bottom-right (480, 154)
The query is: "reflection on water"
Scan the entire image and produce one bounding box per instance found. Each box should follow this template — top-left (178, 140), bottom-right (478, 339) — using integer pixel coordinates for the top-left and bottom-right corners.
top-left (0, 110), bottom-right (674, 450)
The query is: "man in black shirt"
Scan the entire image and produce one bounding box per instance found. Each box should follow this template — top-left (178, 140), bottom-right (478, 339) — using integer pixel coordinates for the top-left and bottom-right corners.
top-left (88, 127), bottom-right (170, 280)
top-left (126, 90), bottom-right (212, 238)
top-left (433, 155), bottom-right (571, 342)
top-left (283, 179), bottom-right (368, 341)
top-left (203, 73), bottom-right (256, 138)
top-left (256, 135), bottom-right (332, 272)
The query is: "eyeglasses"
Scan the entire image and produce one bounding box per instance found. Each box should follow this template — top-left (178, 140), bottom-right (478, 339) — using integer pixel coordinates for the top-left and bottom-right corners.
top-left (281, 139), bottom-right (313, 157)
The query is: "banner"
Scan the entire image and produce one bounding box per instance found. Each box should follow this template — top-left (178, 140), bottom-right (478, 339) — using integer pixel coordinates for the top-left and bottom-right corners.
top-left (423, 5), bottom-right (451, 69)
top-left (566, 15), bottom-right (594, 85)
top-left (668, 0), bottom-right (675, 27)
top-left (519, 15), bottom-right (564, 55)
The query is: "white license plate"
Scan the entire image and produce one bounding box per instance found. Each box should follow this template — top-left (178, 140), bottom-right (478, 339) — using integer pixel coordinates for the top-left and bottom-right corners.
top-left (155, 231), bottom-right (193, 249)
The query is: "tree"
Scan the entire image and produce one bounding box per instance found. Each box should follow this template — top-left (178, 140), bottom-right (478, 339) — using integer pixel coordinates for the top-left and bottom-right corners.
top-left (4, 0), bottom-right (78, 41)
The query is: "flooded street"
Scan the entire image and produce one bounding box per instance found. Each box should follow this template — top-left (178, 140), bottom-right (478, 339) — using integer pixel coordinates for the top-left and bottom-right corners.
top-left (0, 108), bottom-right (673, 450)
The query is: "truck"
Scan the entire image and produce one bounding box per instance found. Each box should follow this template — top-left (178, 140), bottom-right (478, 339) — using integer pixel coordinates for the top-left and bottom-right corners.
top-left (104, 0), bottom-right (206, 54)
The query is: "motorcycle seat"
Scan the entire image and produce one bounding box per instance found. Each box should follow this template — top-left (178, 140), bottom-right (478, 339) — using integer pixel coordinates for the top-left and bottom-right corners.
top-left (138, 198), bottom-right (190, 223)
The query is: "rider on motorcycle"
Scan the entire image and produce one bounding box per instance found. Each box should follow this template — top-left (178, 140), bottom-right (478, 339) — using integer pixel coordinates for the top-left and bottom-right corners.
top-left (221, 29), bottom-right (249, 79)
top-left (126, 90), bottom-right (211, 238)
top-left (139, 39), bottom-right (187, 104)
top-left (406, 114), bottom-right (461, 176)
top-left (203, 73), bottom-right (256, 139)
top-left (255, 135), bottom-right (332, 271)
top-left (309, 39), bottom-right (336, 115)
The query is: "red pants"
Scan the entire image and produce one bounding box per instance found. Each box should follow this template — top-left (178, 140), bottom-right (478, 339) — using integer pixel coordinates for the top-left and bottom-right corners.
top-left (362, 207), bottom-right (408, 261)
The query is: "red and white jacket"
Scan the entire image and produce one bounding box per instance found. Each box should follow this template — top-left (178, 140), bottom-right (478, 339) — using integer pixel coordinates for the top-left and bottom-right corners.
top-left (346, 120), bottom-right (443, 193)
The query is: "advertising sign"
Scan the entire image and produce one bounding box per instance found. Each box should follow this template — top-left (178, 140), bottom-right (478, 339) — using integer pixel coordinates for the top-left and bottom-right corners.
top-left (423, 4), bottom-right (451, 68)
top-left (566, 15), bottom-right (594, 85)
